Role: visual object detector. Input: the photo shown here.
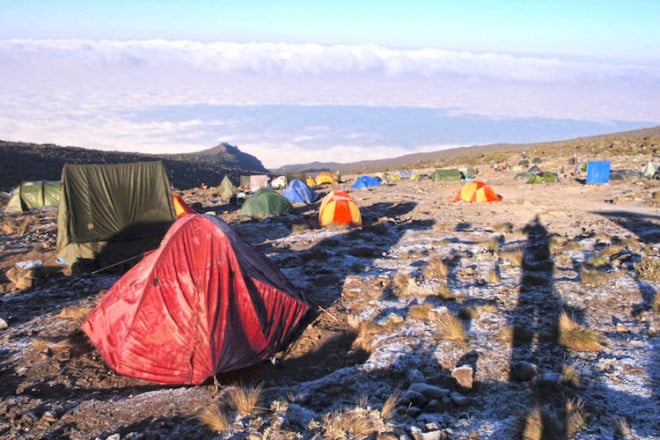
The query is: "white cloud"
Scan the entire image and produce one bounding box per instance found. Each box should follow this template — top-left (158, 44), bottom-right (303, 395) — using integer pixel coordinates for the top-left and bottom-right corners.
top-left (0, 38), bottom-right (658, 169)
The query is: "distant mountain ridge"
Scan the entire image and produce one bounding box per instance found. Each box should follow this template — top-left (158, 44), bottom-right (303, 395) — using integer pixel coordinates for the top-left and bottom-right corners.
top-left (0, 141), bottom-right (268, 191)
top-left (272, 125), bottom-right (660, 174)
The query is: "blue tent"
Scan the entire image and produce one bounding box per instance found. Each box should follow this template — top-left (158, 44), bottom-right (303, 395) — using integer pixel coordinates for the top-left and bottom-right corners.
top-left (352, 175), bottom-right (382, 189)
top-left (586, 161), bottom-right (611, 184)
top-left (283, 179), bottom-right (319, 204)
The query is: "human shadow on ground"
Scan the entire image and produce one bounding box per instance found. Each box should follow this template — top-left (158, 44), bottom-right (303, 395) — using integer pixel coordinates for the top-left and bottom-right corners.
top-left (508, 216), bottom-right (571, 439)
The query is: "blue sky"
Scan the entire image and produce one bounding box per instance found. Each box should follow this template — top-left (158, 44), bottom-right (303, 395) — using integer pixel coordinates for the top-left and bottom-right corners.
top-left (1, 1), bottom-right (659, 167)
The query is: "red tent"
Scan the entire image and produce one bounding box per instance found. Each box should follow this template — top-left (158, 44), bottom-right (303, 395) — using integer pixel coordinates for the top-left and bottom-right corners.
top-left (81, 214), bottom-right (310, 385)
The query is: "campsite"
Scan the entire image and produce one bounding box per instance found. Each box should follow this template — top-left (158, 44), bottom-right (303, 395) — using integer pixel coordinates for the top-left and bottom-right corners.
top-left (0, 130), bottom-right (659, 439)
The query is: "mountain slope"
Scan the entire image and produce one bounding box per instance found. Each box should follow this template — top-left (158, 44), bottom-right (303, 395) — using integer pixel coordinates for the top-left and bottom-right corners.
top-left (0, 141), bottom-right (268, 191)
top-left (272, 125), bottom-right (660, 174)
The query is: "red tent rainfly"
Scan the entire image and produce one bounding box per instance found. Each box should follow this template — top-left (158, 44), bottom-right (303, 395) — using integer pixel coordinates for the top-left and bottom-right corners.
top-left (82, 214), bottom-right (310, 385)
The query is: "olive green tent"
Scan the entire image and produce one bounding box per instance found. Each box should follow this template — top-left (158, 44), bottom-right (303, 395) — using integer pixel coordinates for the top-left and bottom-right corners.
top-left (56, 161), bottom-right (177, 271)
top-left (219, 175), bottom-right (237, 200)
top-left (239, 187), bottom-right (292, 219)
top-left (527, 172), bottom-right (557, 184)
top-left (5, 180), bottom-right (61, 212)
top-left (642, 161), bottom-right (659, 179)
top-left (432, 169), bottom-right (463, 182)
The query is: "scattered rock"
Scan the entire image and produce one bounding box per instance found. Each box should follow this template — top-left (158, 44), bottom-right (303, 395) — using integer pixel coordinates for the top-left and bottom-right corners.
top-left (408, 383), bottom-right (451, 400)
top-left (510, 361), bottom-right (539, 381)
top-left (0, 317), bottom-right (7, 330)
top-left (450, 392), bottom-right (471, 407)
top-left (451, 365), bottom-right (474, 389)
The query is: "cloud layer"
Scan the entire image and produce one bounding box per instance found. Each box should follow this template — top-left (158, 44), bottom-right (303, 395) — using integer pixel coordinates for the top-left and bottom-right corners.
top-left (0, 39), bottom-right (658, 167)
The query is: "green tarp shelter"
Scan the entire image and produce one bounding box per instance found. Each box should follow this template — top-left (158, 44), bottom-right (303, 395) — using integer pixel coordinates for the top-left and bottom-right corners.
top-left (56, 161), bottom-right (177, 271)
top-left (432, 169), bottom-right (463, 182)
top-left (218, 175), bottom-right (237, 200)
top-left (5, 180), bottom-right (61, 212)
top-left (239, 187), bottom-right (292, 219)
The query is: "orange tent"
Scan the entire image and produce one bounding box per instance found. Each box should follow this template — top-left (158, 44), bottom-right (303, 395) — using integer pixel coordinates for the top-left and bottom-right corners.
top-left (319, 190), bottom-right (362, 227)
top-left (315, 172), bottom-right (337, 185)
top-left (173, 194), bottom-right (196, 217)
top-left (453, 181), bottom-right (500, 203)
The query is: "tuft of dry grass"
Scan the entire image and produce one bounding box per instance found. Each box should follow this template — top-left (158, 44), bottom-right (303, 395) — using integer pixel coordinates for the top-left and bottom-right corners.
top-left (492, 221), bottom-right (514, 233)
top-left (565, 398), bottom-right (588, 437)
top-left (436, 281), bottom-right (456, 300)
top-left (59, 306), bottom-right (94, 323)
top-left (561, 364), bottom-right (581, 388)
top-left (291, 222), bottom-right (312, 234)
top-left (520, 406), bottom-right (560, 440)
top-left (586, 255), bottom-right (609, 268)
top-left (579, 267), bottom-right (610, 287)
top-left (557, 312), bottom-right (603, 352)
top-left (501, 249), bottom-right (524, 266)
top-left (380, 389), bottom-right (400, 422)
top-left (423, 255), bottom-right (449, 280)
top-left (434, 312), bottom-right (468, 345)
top-left (487, 269), bottom-right (501, 284)
top-left (601, 245), bottom-right (623, 259)
top-left (634, 257), bottom-right (660, 281)
top-left (614, 416), bottom-right (631, 439)
top-left (391, 272), bottom-right (412, 296)
top-left (226, 383), bottom-right (263, 416)
top-left (31, 337), bottom-right (49, 353)
top-left (197, 404), bottom-right (231, 433)
top-left (322, 404), bottom-right (386, 439)
top-left (407, 304), bottom-right (433, 320)
top-left (485, 237), bottom-right (501, 254)
top-left (352, 320), bottom-right (388, 353)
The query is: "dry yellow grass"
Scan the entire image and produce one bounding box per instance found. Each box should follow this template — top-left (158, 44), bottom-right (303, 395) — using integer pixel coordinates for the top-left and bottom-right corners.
top-left (561, 364), bottom-right (581, 388)
top-left (520, 407), bottom-right (559, 440)
top-left (407, 304), bottom-right (433, 320)
top-left (501, 249), bottom-right (524, 266)
top-left (580, 267), bottom-right (610, 287)
top-left (197, 404), bottom-right (231, 433)
top-left (586, 255), bottom-right (608, 268)
top-left (380, 389), bottom-right (400, 422)
top-left (565, 398), bottom-right (588, 437)
top-left (30, 337), bottom-right (49, 353)
top-left (492, 221), bottom-right (514, 233)
top-left (59, 306), bottom-right (94, 323)
top-left (321, 398), bottom-right (390, 439)
top-left (226, 383), bottom-right (263, 416)
top-left (434, 312), bottom-right (468, 345)
top-left (487, 269), bottom-right (501, 284)
top-left (557, 312), bottom-right (603, 352)
top-left (436, 281), bottom-right (456, 300)
top-left (423, 255), bottom-right (449, 280)
top-left (614, 416), bottom-right (631, 438)
top-left (634, 257), bottom-right (660, 281)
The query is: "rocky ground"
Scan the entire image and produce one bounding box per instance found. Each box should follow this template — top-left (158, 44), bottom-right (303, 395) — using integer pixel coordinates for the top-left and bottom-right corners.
top-left (0, 160), bottom-right (659, 439)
